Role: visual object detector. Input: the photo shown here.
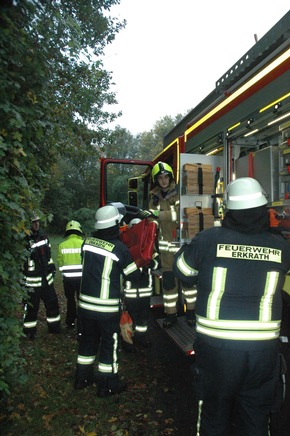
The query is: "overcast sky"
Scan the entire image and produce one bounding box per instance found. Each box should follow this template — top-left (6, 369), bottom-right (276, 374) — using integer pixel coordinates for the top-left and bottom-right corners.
top-left (103, 1), bottom-right (289, 135)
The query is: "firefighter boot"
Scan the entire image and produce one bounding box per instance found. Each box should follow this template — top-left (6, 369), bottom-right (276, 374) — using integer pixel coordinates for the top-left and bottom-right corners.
top-left (97, 374), bottom-right (127, 398)
top-left (186, 310), bottom-right (196, 327)
top-left (163, 313), bottom-right (177, 329)
top-left (74, 364), bottom-right (95, 390)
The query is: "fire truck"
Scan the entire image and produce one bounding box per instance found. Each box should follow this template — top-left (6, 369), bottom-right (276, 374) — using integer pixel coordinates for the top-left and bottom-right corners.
top-left (99, 10), bottom-right (290, 355)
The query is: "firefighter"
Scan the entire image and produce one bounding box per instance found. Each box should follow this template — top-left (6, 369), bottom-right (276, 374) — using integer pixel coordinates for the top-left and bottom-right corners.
top-left (140, 161), bottom-right (196, 328)
top-left (23, 213), bottom-right (61, 340)
top-left (74, 203), bottom-right (141, 397)
top-left (122, 218), bottom-right (160, 351)
top-left (57, 220), bottom-right (83, 329)
top-left (173, 177), bottom-right (290, 435)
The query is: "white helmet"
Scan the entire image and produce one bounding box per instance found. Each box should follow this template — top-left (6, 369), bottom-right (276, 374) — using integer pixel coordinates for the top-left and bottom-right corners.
top-left (225, 177), bottom-right (268, 210)
top-left (95, 203), bottom-right (126, 230)
top-left (128, 218), bottom-right (141, 228)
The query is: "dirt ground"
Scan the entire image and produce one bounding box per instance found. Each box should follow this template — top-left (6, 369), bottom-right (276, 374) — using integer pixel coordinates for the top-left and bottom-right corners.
top-left (1, 301), bottom-right (290, 435)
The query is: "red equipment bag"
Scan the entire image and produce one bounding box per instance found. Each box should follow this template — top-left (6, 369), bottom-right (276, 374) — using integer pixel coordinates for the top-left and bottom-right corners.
top-left (120, 219), bottom-right (157, 267)
top-left (120, 310), bottom-right (133, 344)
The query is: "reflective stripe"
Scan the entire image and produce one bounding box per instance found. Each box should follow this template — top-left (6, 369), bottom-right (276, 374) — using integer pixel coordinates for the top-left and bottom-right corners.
top-left (124, 288), bottom-right (152, 298)
top-left (77, 355), bottom-right (95, 365)
top-left (78, 301), bottom-right (119, 313)
top-left (23, 321), bottom-right (37, 328)
top-left (47, 315), bottom-right (61, 323)
top-left (176, 253), bottom-right (198, 277)
top-left (196, 323), bottom-right (280, 340)
top-left (163, 293), bottom-right (179, 301)
top-left (229, 191), bottom-right (264, 203)
top-left (62, 272), bottom-right (82, 278)
top-left (197, 315), bottom-right (281, 331)
top-left (208, 267), bottom-right (227, 319)
top-left (159, 241), bottom-right (179, 253)
top-left (112, 332), bottom-right (118, 373)
top-left (98, 362), bottom-right (113, 373)
top-left (59, 265), bottom-right (82, 271)
top-left (260, 271), bottom-right (279, 321)
top-left (196, 400), bottom-right (203, 436)
top-left (83, 244), bottom-right (119, 261)
top-left (182, 288), bottom-right (197, 299)
top-left (123, 261), bottom-right (139, 276)
top-left (98, 332), bottom-right (118, 374)
top-left (25, 272), bottom-right (54, 287)
top-left (25, 277), bottom-right (42, 287)
top-left (199, 268), bottom-right (281, 341)
top-left (135, 325), bottom-right (148, 333)
top-left (30, 239), bottom-right (48, 249)
top-left (61, 248), bottom-right (81, 254)
top-left (100, 257), bottom-right (113, 299)
top-left (79, 293), bottom-right (119, 306)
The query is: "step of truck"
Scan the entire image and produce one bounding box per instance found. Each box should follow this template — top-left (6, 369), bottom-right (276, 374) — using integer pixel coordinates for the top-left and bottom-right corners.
top-left (157, 316), bottom-right (196, 356)
top-left (150, 295), bottom-right (164, 308)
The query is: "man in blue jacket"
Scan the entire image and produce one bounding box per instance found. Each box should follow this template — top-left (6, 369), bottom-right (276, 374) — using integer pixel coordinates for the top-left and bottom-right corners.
top-left (174, 178), bottom-right (290, 435)
top-left (75, 203), bottom-right (141, 397)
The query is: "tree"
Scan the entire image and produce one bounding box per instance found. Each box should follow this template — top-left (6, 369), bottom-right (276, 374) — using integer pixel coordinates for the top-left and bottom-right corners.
top-left (137, 114), bottom-right (185, 160)
top-left (0, 0), bottom-right (124, 395)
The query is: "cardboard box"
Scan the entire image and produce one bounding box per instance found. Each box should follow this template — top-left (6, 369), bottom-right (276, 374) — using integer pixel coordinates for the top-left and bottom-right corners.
top-left (182, 163), bottom-right (214, 195)
top-left (183, 163), bottom-right (212, 172)
top-left (183, 208), bottom-right (215, 238)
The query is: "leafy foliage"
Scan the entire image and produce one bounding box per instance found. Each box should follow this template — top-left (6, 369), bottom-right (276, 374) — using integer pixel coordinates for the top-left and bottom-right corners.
top-left (0, 0), bottom-right (124, 395)
top-left (0, 238), bottom-right (196, 434)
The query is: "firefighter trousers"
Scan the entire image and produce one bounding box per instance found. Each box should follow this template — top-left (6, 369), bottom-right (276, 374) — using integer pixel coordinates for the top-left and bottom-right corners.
top-left (76, 314), bottom-right (120, 386)
top-left (194, 338), bottom-right (280, 436)
top-left (63, 277), bottom-right (81, 326)
top-left (23, 284), bottom-right (61, 335)
top-left (125, 296), bottom-right (151, 339)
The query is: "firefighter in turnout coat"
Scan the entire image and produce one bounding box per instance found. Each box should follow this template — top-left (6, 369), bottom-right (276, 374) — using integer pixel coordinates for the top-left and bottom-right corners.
top-left (57, 220), bottom-right (83, 329)
top-left (75, 203), bottom-right (141, 397)
top-left (140, 162), bottom-right (196, 328)
top-left (23, 213), bottom-right (61, 339)
top-left (173, 177), bottom-right (290, 435)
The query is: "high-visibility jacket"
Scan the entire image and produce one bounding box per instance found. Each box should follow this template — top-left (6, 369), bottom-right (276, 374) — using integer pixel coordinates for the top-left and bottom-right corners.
top-left (149, 181), bottom-right (179, 254)
top-left (174, 226), bottom-right (290, 349)
top-left (23, 229), bottom-right (55, 287)
top-left (57, 234), bottom-right (83, 279)
top-left (78, 236), bottom-right (141, 317)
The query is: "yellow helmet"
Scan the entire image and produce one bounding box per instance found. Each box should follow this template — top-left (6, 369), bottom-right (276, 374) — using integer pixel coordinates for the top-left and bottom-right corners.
top-left (151, 162), bottom-right (174, 185)
top-left (65, 220), bottom-right (82, 234)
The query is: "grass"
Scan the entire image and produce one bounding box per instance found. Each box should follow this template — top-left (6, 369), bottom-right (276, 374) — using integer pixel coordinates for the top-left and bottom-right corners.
top-left (0, 236), bottom-right (196, 435)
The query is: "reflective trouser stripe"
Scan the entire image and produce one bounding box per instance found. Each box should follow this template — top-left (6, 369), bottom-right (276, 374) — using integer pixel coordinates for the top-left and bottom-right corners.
top-left (47, 315), bottom-right (61, 324)
top-left (135, 325), bottom-right (147, 333)
top-left (77, 355), bottom-right (95, 365)
top-left (23, 321), bottom-right (37, 329)
top-left (196, 400), bottom-right (203, 436)
top-left (98, 332), bottom-right (118, 374)
top-left (163, 291), bottom-right (178, 313)
top-left (182, 288), bottom-right (197, 309)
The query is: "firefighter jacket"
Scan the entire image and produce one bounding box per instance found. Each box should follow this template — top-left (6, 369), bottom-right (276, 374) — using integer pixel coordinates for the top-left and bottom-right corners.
top-left (149, 181), bottom-right (179, 254)
top-left (174, 226), bottom-right (290, 349)
top-left (57, 234), bottom-right (83, 279)
top-left (78, 236), bottom-right (141, 318)
top-left (23, 229), bottom-right (56, 288)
